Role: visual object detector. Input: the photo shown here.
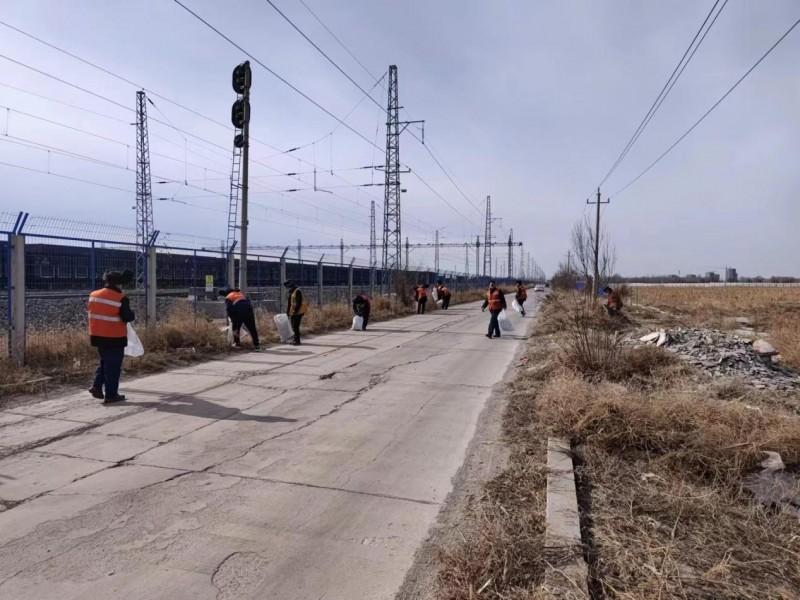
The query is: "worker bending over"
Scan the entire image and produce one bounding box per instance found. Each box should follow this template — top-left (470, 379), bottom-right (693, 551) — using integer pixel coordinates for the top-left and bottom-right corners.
top-left (603, 285), bottom-right (623, 317)
top-left (220, 288), bottom-right (260, 350)
top-left (353, 292), bottom-right (371, 330)
top-left (285, 280), bottom-right (307, 345)
top-left (481, 280), bottom-right (507, 339)
top-left (436, 280), bottom-right (452, 310)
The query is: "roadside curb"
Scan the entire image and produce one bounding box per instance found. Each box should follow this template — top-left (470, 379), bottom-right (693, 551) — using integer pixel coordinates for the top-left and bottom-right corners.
top-left (544, 437), bottom-right (589, 598)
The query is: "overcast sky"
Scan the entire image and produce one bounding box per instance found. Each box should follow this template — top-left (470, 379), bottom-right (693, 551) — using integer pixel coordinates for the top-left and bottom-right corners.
top-left (0, 0), bottom-right (798, 277)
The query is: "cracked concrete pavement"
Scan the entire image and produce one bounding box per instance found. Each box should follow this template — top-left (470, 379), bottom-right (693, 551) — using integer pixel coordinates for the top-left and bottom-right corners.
top-left (0, 296), bottom-right (539, 599)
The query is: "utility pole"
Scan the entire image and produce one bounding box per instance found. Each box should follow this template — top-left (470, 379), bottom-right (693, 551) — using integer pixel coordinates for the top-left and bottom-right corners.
top-left (134, 90), bottom-right (154, 290)
top-left (405, 237), bottom-right (410, 270)
top-left (340, 238), bottom-right (344, 266)
top-left (519, 247), bottom-right (525, 280)
top-left (483, 196), bottom-right (492, 277)
top-left (297, 239), bottom-right (302, 265)
top-left (381, 64), bottom-right (423, 275)
top-left (507, 229), bottom-right (513, 279)
top-left (465, 242), bottom-right (469, 276)
top-left (434, 229), bottom-right (439, 273)
top-left (475, 235), bottom-right (480, 278)
top-left (231, 61), bottom-right (252, 291)
top-left (567, 250), bottom-right (572, 274)
top-left (586, 187), bottom-right (610, 298)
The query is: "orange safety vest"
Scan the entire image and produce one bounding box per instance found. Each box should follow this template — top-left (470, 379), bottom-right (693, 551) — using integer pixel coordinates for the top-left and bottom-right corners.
top-left (226, 290), bottom-right (246, 304)
top-left (289, 288), bottom-right (308, 316)
top-left (516, 286), bottom-right (527, 301)
top-left (416, 287), bottom-right (427, 299)
top-left (88, 288), bottom-right (126, 338)
top-left (439, 286), bottom-right (449, 297)
top-left (486, 289), bottom-right (502, 311)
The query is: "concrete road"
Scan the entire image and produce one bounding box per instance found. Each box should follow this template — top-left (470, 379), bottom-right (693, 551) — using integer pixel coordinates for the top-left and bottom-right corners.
top-left (0, 296), bottom-right (539, 599)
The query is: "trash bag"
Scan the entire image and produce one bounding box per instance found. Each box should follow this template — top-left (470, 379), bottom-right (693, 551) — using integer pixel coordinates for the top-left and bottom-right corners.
top-left (124, 324), bottom-right (144, 357)
top-left (274, 314), bottom-right (292, 343)
top-left (431, 288), bottom-right (439, 302)
top-left (498, 309), bottom-right (514, 332)
top-left (511, 299), bottom-right (522, 314)
top-left (352, 315), bottom-right (364, 331)
top-left (436, 299), bottom-right (444, 307)
top-left (225, 319), bottom-right (234, 345)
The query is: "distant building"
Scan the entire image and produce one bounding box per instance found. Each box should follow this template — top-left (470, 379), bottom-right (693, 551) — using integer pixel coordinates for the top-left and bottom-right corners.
top-left (705, 271), bottom-right (720, 282)
top-left (725, 267), bottom-right (738, 283)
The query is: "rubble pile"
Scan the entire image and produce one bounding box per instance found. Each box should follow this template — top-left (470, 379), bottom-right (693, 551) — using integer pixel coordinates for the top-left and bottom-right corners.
top-left (635, 327), bottom-right (800, 390)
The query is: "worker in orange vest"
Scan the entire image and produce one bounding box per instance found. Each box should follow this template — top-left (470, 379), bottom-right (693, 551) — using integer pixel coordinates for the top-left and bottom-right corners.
top-left (515, 280), bottom-right (528, 316)
top-left (285, 280), bottom-right (308, 345)
top-left (219, 287), bottom-right (260, 349)
top-left (436, 280), bottom-right (452, 310)
top-left (415, 283), bottom-right (429, 314)
top-left (87, 269), bottom-right (135, 403)
top-left (481, 280), bottom-right (507, 339)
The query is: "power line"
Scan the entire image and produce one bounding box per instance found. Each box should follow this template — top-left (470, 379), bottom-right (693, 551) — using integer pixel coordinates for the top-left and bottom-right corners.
top-left (598, 0), bottom-right (727, 188)
top-left (613, 15), bottom-right (800, 197)
top-left (0, 159), bottom-right (131, 193)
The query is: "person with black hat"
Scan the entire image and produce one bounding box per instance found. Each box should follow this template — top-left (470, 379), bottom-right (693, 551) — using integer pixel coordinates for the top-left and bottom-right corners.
top-left (87, 269), bottom-right (135, 403)
top-left (219, 287), bottom-right (260, 350)
top-left (284, 280), bottom-right (307, 344)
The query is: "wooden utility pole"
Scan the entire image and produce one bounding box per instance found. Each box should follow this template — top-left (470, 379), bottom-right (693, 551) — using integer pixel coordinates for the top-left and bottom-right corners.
top-left (586, 188), bottom-right (609, 298)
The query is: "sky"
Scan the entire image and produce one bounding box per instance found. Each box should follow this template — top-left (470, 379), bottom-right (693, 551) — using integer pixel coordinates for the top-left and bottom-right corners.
top-left (0, 0), bottom-right (798, 277)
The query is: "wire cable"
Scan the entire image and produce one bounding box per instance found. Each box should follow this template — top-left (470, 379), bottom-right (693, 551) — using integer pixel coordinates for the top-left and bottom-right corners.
top-left (598, 0), bottom-right (726, 188)
top-left (612, 15), bottom-right (800, 197)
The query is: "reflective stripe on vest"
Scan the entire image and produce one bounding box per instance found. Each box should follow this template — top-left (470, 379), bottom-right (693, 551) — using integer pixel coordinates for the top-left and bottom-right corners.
top-left (88, 288), bottom-right (126, 338)
top-left (417, 287), bottom-right (427, 299)
top-left (226, 291), bottom-right (246, 304)
top-left (487, 290), bottom-right (501, 311)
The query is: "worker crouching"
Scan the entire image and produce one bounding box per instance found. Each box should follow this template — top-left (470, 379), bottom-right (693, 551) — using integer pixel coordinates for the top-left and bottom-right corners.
top-left (220, 287), bottom-right (260, 350)
top-left (353, 292), bottom-right (371, 330)
top-left (436, 280), bottom-right (451, 310)
top-left (87, 269), bottom-right (135, 403)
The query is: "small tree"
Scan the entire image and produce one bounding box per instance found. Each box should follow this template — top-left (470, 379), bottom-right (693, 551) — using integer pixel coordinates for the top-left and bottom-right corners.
top-left (570, 216), bottom-right (616, 290)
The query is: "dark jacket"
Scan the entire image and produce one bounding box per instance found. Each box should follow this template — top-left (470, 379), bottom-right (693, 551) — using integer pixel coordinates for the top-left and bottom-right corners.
top-left (353, 294), bottom-right (371, 316)
top-left (90, 285), bottom-right (135, 349)
top-left (224, 292), bottom-right (253, 319)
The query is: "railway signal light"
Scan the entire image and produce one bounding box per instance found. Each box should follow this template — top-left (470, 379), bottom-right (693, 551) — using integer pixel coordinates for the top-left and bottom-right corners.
top-left (232, 61), bottom-right (251, 94)
top-left (231, 99), bottom-right (250, 129)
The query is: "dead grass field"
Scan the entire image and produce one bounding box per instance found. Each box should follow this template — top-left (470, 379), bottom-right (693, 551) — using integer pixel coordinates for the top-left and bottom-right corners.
top-left (436, 292), bottom-right (800, 599)
top-left (0, 287), bottom-right (490, 399)
top-left (633, 286), bottom-right (800, 370)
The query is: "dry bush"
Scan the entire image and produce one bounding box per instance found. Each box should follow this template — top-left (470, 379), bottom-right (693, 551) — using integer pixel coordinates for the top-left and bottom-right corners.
top-left (535, 372), bottom-right (800, 484)
top-left (770, 312), bottom-right (800, 370)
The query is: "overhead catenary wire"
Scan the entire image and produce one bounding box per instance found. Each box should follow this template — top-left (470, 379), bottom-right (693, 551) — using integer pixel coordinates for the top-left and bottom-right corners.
top-left (598, 0), bottom-right (727, 188)
top-left (612, 15), bottom-right (800, 198)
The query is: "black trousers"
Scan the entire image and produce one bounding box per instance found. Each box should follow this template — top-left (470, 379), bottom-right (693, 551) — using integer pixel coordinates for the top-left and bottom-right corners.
top-left (442, 294), bottom-right (451, 310)
top-left (360, 308), bottom-right (370, 330)
top-left (93, 345), bottom-right (124, 397)
top-left (417, 297), bottom-right (427, 314)
top-left (517, 298), bottom-right (526, 315)
top-left (230, 306), bottom-right (260, 347)
top-left (290, 313), bottom-right (303, 342)
top-left (488, 309), bottom-right (502, 337)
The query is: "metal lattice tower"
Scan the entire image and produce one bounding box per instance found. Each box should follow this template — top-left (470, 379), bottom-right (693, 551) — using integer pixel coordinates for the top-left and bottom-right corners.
top-left (369, 200), bottom-right (376, 268)
top-left (382, 65), bottom-right (402, 272)
top-left (483, 196), bottom-right (492, 277)
top-left (507, 229), bottom-right (513, 279)
top-left (135, 90), bottom-right (154, 289)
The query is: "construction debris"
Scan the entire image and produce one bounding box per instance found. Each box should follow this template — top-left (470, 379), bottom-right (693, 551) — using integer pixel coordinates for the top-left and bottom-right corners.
top-left (633, 327), bottom-right (800, 390)
top-left (743, 451), bottom-right (800, 519)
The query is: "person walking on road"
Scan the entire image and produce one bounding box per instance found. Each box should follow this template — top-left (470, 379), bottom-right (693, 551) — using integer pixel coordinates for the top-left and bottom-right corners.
top-left (415, 283), bottom-right (428, 315)
top-left (87, 269), bottom-right (135, 403)
top-left (481, 280), bottom-right (506, 339)
top-left (285, 280), bottom-right (307, 345)
top-left (352, 292), bottom-right (371, 330)
top-left (515, 280), bottom-right (528, 316)
top-left (220, 288), bottom-right (260, 350)
top-left (436, 280), bottom-right (452, 310)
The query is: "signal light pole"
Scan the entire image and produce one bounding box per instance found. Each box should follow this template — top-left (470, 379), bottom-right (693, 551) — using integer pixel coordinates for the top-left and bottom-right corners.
top-left (232, 61), bottom-right (251, 291)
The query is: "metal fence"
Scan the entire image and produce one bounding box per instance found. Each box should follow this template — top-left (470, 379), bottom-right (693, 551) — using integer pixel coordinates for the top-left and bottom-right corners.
top-left (2, 212), bottom-right (507, 365)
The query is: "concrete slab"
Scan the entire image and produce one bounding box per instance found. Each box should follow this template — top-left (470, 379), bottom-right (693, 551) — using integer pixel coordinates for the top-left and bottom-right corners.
top-left (93, 409), bottom-right (213, 442)
top-left (0, 417), bottom-right (87, 449)
top-left (0, 451), bottom-right (110, 502)
top-left (123, 372), bottom-right (231, 395)
top-left (51, 464), bottom-right (185, 496)
top-left (0, 412), bottom-right (30, 427)
top-left (195, 384), bottom-right (288, 410)
top-left (53, 402), bottom-right (144, 424)
top-left (38, 432), bottom-right (159, 463)
top-left (5, 393), bottom-right (87, 417)
top-left (237, 372), bottom-right (322, 389)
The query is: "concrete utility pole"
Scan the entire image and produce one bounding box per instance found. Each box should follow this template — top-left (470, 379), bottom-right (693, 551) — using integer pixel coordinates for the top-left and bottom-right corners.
top-left (475, 236), bottom-right (480, 278)
top-left (231, 61), bottom-right (252, 291)
top-left (297, 239), bottom-right (302, 266)
top-left (434, 230), bottom-right (439, 273)
top-left (404, 237), bottom-right (410, 270)
top-left (340, 238), bottom-right (345, 266)
top-left (507, 229), bottom-right (513, 279)
top-left (586, 187), bottom-right (610, 298)
top-left (465, 243), bottom-right (469, 276)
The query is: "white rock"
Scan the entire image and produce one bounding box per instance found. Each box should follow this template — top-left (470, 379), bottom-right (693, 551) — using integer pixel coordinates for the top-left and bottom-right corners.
top-left (761, 451), bottom-right (785, 472)
top-left (753, 339), bottom-right (777, 356)
top-left (640, 332), bottom-right (660, 343)
top-left (656, 331), bottom-right (668, 347)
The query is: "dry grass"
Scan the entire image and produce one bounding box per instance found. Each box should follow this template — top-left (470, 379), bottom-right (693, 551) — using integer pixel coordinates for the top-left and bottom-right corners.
top-left (436, 291), bottom-right (800, 599)
top-left (633, 286), bottom-right (800, 370)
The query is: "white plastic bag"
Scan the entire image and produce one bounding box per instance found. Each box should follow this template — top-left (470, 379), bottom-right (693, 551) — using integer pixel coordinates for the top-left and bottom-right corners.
top-left (273, 313), bottom-right (292, 343)
top-left (352, 315), bottom-right (364, 331)
top-left (436, 299), bottom-right (444, 307)
top-left (498, 309), bottom-right (514, 332)
top-left (124, 323), bottom-right (144, 357)
top-left (511, 299), bottom-right (522, 314)
top-left (225, 319), bottom-right (234, 345)
top-left (431, 287), bottom-right (438, 302)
